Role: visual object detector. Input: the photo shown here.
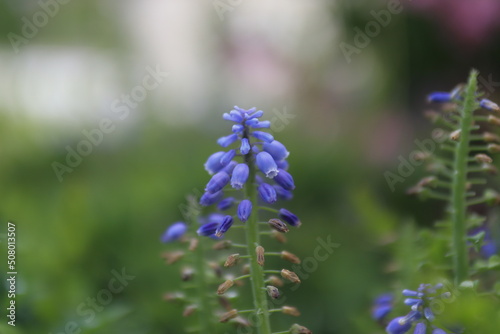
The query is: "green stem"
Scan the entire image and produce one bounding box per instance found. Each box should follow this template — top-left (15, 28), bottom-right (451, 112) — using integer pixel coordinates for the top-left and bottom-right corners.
top-left (451, 70), bottom-right (478, 284)
top-left (244, 144), bottom-right (272, 334)
top-left (193, 235), bottom-right (214, 333)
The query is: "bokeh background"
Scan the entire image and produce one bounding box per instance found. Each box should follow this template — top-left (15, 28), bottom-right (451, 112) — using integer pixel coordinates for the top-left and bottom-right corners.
top-left (1, 0), bottom-right (500, 333)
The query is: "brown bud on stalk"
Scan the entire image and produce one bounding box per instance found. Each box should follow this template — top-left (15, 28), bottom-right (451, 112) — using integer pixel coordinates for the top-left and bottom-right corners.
top-left (290, 323), bottom-right (313, 334)
top-left (449, 129), bottom-right (461, 141)
top-left (241, 264), bottom-right (251, 275)
top-left (424, 110), bottom-right (440, 123)
top-left (219, 309), bottom-right (239, 323)
top-left (272, 230), bottom-right (288, 243)
top-left (218, 296), bottom-right (232, 311)
top-left (482, 163), bottom-right (498, 174)
top-left (475, 153), bottom-right (493, 164)
top-left (483, 132), bottom-right (500, 143)
top-left (188, 238), bottom-right (198, 251)
top-left (181, 267), bottom-right (194, 281)
top-left (162, 292), bottom-right (184, 303)
top-left (488, 115), bottom-right (500, 126)
top-left (268, 219), bottom-right (289, 233)
top-left (183, 305), bottom-right (197, 317)
top-left (224, 254), bottom-right (240, 267)
top-left (217, 280), bottom-right (234, 295)
top-left (488, 144), bottom-right (500, 153)
top-left (256, 246), bottom-right (265, 266)
top-left (162, 251), bottom-right (185, 265)
top-left (281, 251), bottom-right (301, 264)
top-left (209, 262), bottom-right (223, 278)
top-left (213, 240), bottom-right (232, 250)
top-left (266, 285), bottom-right (280, 299)
top-left (281, 269), bottom-right (301, 284)
top-left (268, 275), bottom-right (284, 287)
top-left (282, 306), bottom-right (301, 317)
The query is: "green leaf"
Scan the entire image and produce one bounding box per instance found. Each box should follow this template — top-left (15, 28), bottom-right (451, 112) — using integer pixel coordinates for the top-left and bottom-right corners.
top-left (488, 255), bottom-right (500, 270)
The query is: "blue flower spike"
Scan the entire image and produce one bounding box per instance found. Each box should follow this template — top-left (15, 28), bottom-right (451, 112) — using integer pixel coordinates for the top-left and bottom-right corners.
top-left (387, 283), bottom-right (451, 334)
top-left (171, 106), bottom-right (304, 330)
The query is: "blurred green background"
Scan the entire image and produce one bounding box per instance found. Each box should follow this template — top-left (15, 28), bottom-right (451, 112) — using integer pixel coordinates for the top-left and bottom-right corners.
top-left (1, 1), bottom-right (500, 333)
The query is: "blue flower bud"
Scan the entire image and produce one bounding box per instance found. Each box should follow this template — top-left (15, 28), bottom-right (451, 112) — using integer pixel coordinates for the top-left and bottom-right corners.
top-left (237, 199), bottom-right (252, 223)
top-left (240, 138), bottom-right (251, 155)
top-left (427, 92), bottom-right (452, 103)
top-left (386, 317), bottom-right (412, 334)
top-left (161, 222), bottom-right (187, 243)
top-left (375, 294), bottom-right (393, 305)
top-left (205, 171), bottom-right (230, 193)
top-left (234, 106), bottom-right (256, 115)
top-left (223, 111), bottom-right (243, 123)
top-left (199, 190), bottom-right (223, 206)
top-left (404, 298), bottom-right (420, 306)
top-left (258, 183), bottom-right (277, 203)
top-left (480, 98), bottom-right (500, 111)
top-left (217, 133), bottom-right (239, 147)
top-left (232, 124), bottom-right (244, 133)
top-left (217, 197), bottom-right (235, 211)
top-left (276, 159), bottom-right (289, 170)
top-left (431, 329), bottom-right (446, 334)
top-left (372, 293), bottom-right (393, 321)
top-left (423, 307), bottom-right (434, 321)
top-left (197, 222), bottom-right (219, 236)
top-left (231, 163), bottom-right (249, 189)
top-left (279, 208), bottom-right (301, 227)
top-left (274, 169), bottom-right (295, 190)
top-left (413, 323), bottom-right (426, 334)
top-left (221, 160), bottom-right (237, 174)
top-left (220, 149), bottom-right (236, 166)
top-left (204, 151), bottom-right (225, 175)
top-left (256, 152), bottom-right (279, 178)
top-left (402, 290), bottom-right (420, 297)
top-left (245, 118), bottom-right (259, 127)
top-left (274, 185), bottom-right (293, 200)
top-left (215, 215), bottom-right (233, 237)
top-left (372, 305), bottom-right (392, 321)
top-left (263, 140), bottom-right (289, 161)
top-left (248, 109), bottom-right (263, 119)
top-left (252, 131), bottom-right (274, 143)
top-left (250, 120), bottom-right (271, 128)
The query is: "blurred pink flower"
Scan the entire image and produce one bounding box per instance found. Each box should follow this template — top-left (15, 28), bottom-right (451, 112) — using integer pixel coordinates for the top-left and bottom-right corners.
top-left (410, 0), bottom-right (500, 46)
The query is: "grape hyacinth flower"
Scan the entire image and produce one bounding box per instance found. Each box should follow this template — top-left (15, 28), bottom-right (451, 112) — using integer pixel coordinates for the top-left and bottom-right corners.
top-left (386, 284), bottom-right (451, 334)
top-left (372, 293), bottom-right (393, 322)
top-left (194, 106), bottom-right (306, 333)
top-left (161, 222), bottom-right (187, 243)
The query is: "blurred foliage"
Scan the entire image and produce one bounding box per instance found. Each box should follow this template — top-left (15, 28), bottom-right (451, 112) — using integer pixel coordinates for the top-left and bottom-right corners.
top-left (0, 0), bottom-right (500, 333)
